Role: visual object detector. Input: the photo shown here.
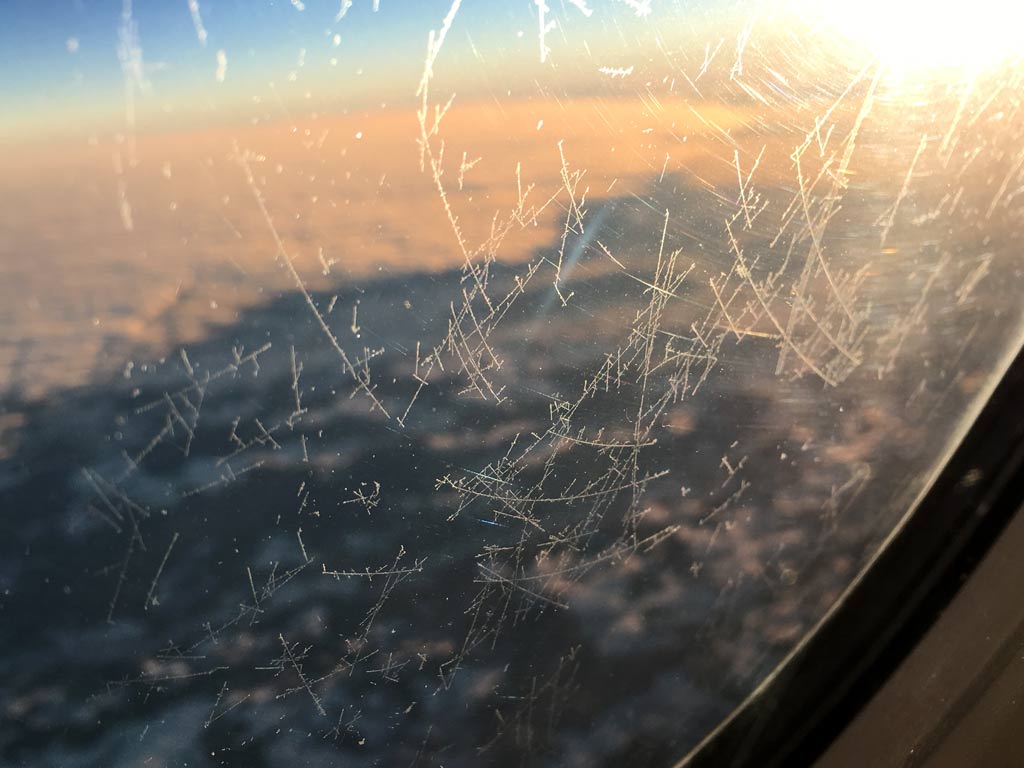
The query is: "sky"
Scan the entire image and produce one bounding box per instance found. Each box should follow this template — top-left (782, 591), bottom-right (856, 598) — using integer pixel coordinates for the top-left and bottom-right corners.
top-left (4, 0), bottom-right (1019, 142)
top-left (0, 0), bottom-right (712, 141)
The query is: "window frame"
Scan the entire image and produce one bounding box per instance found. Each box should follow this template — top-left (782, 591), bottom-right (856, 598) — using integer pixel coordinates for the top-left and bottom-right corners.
top-left (680, 340), bottom-right (1024, 767)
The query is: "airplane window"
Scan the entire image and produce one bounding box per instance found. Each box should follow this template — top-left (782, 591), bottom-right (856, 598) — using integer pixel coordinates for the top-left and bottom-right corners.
top-left (1, 1), bottom-right (1021, 765)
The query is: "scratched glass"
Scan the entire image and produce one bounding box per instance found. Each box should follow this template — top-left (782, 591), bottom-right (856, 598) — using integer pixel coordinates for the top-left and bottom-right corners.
top-left (1, 1), bottom-right (1022, 766)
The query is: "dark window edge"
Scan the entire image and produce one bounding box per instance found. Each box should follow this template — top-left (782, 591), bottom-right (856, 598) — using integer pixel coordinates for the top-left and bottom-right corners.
top-left (678, 333), bottom-right (1024, 768)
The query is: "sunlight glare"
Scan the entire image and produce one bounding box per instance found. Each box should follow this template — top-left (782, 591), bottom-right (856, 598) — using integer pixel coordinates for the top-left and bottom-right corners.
top-left (806, 0), bottom-right (1024, 72)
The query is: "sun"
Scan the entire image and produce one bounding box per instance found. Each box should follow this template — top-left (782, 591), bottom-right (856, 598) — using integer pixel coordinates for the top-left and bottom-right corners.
top-left (801, 0), bottom-right (1024, 72)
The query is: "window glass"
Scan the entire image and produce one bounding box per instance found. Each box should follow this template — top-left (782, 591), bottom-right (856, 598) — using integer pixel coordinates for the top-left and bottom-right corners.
top-left (2, 1), bottom-right (1022, 765)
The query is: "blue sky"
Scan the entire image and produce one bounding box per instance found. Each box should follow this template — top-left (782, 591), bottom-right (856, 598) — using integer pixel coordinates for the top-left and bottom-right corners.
top-left (1, 1), bottom-right (454, 126)
top-left (0, 0), bottom-right (712, 138)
